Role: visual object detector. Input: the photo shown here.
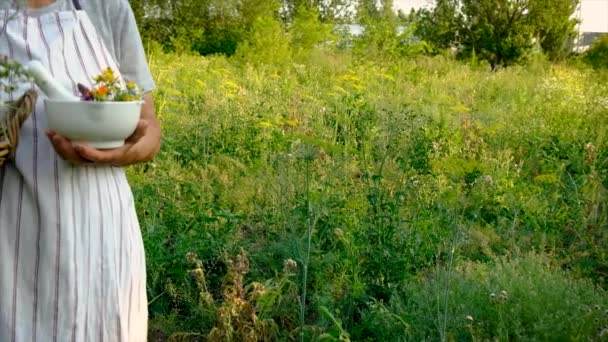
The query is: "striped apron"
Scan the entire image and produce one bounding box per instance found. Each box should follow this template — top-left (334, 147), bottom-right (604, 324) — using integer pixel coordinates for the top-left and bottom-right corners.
top-left (0, 1), bottom-right (148, 341)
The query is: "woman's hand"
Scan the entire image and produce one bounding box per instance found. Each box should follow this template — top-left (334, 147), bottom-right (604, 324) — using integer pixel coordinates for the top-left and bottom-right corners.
top-left (46, 92), bottom-right (161, 166)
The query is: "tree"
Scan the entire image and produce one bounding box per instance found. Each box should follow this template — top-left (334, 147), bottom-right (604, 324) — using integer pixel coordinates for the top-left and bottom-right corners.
top-left (280, 0), bottom-right (354, 23)
top-left (415, 0), bottom-right (580, 68)
top-left (318, 0), bottom-right (354, 22)
top-left (353, 0), bottom-right (423, 59)
top-left (528, 0), bottom-right (580, 60)
top-left (235, 15), bottom-right (291, 66)
top-left (459, 0), bottom-right (535, 70)
top-left (128, 0), bottom-right (270, 56)
top-left (280, 0), bottom-right (314, 22)
top-left (416, 0), bottom-right (533, 69)
top-left (289, 5), bottom-right (334, 53)
top-left (240, 0), bottom-right (282, 28)
top-left (128, 0), bottom-right (354, 55)
top-left (355, 0), bottom-right (398, 27)
top-left (414, 0), bottom-right (462, 51)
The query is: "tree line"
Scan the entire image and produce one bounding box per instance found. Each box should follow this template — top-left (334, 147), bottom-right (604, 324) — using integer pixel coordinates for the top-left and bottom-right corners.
top-left (128, 0), bottom-right (603, 69)
top-left (413, 0), bottom-right (580, 69)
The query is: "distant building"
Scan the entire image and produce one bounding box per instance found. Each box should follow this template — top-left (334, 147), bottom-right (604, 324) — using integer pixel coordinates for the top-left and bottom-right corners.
top-left (566, 0), bottom-right (607, 52)
top-left (334, 24), bottom-right (366, 38)
top-left (574, 32), bottom-right (607, 52)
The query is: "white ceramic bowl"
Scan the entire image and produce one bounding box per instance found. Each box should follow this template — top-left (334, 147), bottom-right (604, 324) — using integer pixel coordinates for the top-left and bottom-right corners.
top-left (45, 99), bottom-right (143, 149)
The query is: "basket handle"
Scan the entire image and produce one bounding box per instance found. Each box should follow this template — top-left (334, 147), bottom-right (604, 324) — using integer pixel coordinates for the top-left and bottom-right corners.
top-left (0, 89), bottom-right (38, 163)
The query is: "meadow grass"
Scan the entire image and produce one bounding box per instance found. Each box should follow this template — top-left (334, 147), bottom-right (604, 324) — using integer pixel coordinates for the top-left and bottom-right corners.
top-left (132, 49), bottom-right (608, 341)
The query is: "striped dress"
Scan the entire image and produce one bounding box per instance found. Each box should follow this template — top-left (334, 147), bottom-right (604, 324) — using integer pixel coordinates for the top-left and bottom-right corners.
top-left (0, 4), bottom-right (148, 342)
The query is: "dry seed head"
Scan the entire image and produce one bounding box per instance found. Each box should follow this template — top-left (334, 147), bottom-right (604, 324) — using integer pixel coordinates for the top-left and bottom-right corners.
top-left (189, 268), bottom-right (205, 286)
top-left (410, 177), bottom-right (420, 187)
top-left (235, 248), bottom-right (249, 274)
top-left (585, 143), bottom-right (597, 162)
top-left (283, 259), bottom-right (298, 273)
top-left (334, 228), bottom-right (344, 238)
top-left (250, 282), bottom-right (267, 300)
top-left (490, 292), bottom-right (498, 304)
top-left (186, 252), bottom-right (198, 263)
top-left (432, 141), bottom-right (441, 151)
top-left (480, 175), bottom-right (494, 184)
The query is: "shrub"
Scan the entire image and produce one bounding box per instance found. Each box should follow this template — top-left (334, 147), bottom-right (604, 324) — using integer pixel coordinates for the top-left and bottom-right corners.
top-left (402, 253), bottom-right (608, 341)
top-left (234, 16), bottom-right (291, 67)
top-left (584, 34), bottom-right (608, 69)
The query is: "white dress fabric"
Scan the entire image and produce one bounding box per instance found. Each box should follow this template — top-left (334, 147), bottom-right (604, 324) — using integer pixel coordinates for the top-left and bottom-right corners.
top-left (0, 7), bottom-right (147, 342)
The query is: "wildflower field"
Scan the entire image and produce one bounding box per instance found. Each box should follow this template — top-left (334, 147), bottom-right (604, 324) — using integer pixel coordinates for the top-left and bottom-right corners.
top-left (131, 49), bottom-right (608, 341)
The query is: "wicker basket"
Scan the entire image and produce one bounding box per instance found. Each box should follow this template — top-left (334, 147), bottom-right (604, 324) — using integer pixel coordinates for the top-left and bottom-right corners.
top-left (0, 89), bottom-right (37, 167)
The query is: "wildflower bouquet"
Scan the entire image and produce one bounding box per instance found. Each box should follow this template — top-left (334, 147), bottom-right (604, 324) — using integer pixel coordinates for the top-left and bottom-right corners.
top-left (77, 67), bottom-right (142, 102)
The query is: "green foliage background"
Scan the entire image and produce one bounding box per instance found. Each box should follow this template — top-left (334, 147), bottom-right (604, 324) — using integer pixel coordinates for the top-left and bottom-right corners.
top-left (126, 0), bottom-right (589, 68)
top-left (134, 48), bottom-right (608, 341)
top-left (124, 0), bottom-right (608, 340)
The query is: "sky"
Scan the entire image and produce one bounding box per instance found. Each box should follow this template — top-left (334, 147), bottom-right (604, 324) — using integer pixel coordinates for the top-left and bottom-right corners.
top-left (393, 0), bottom-right (608, 33)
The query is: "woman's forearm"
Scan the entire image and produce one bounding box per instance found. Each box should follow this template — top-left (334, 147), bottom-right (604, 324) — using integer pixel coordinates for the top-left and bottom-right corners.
top-left (129, 92), bottom-right (161, 164)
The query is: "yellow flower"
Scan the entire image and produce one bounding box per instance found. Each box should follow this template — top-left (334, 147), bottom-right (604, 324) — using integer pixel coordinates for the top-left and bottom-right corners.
top-left (352, 83), bottom-right (364, 91)
top-left (259, 121), bottom-right (273, 128)
top-left (282, 119), bottom-right (299, 127)
top-left (223, 80), bottom-right (240, 89)
top-left (333, 86), bottom-right (349, 95)
top-left (93, 68), bottom-right (115, 84)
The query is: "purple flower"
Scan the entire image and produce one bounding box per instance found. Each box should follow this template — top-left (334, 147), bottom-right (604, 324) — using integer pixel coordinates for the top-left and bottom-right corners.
top-left (77, 83), bottom-right (94, 101)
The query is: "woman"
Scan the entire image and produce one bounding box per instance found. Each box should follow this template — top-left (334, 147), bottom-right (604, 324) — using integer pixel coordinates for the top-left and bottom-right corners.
top-left (0, 0), bottom-right (161, 341)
